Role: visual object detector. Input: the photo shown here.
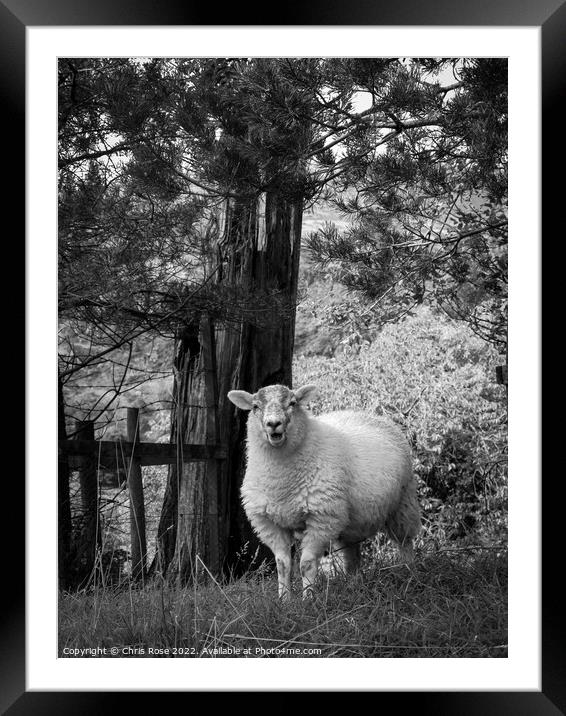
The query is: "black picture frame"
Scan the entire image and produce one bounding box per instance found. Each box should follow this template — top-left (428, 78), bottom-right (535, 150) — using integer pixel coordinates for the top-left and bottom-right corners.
top-left (12, 1), bottom-right (557, 712)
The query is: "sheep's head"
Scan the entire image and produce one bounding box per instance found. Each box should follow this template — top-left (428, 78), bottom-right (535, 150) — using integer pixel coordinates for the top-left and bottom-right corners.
top-left (227, 384), bottom-right (317, 449)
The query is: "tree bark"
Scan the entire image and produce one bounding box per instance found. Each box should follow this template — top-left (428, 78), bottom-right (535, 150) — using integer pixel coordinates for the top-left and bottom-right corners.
top-left (154, 320), bottom-right (202, 579)
top-left (155, 190), bottom-right (303, 580)
top-left (215, 192), bottom-right (303, 575)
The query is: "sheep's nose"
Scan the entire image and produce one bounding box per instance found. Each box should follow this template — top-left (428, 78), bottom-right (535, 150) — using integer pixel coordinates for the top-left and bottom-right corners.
top-left (266, 419), bottom-right (282, 430)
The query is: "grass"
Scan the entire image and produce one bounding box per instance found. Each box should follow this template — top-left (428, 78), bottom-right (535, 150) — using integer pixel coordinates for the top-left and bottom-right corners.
top-left (59, 545), bottom-right (507, 658)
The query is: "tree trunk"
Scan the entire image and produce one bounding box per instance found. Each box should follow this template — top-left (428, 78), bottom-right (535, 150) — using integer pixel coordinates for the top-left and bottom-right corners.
top-left (155, 190), bottom-right (303, 580)
top-left (215, 192), bottom-right (303, 575)
top-left (154, 320), bottom-right (203, 580)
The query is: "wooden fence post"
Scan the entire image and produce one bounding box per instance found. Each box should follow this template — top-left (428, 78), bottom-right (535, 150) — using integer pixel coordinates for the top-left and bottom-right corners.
top-left (127, 407), bottom-right (147, 581)
top-left (58, 377), bottom-right (72, 590)
top-left (75, 420), bottom-right (99, 582)
top-left (201, 315), bottom-right (221, 576)
top-left (496, 364), bottom-right (508, 387)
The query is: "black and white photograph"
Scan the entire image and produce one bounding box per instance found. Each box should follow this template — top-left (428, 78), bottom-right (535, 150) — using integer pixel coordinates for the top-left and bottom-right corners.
top-left (14, 12), bottom-right (553, 708)
top-left (56, 55), bottom-right (509, 659)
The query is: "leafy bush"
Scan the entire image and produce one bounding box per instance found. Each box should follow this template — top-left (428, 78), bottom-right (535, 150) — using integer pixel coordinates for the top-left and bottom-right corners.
top-left (293, 305), bottom-right (507, 547)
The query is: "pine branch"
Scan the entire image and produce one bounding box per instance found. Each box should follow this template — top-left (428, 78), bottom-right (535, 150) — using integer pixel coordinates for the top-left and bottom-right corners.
top-left (58, 140), bottom-right (133, 169)
top-left (58, 266), bottom-right (220, 379)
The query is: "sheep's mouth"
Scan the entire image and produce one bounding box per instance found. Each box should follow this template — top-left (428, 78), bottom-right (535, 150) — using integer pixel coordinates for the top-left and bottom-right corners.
top-left (267, 432), bottom-right (286, 447)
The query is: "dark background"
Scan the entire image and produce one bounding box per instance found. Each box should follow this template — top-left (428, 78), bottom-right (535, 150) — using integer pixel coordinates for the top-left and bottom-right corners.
top-left (9, 0), bottom-right (558, 712)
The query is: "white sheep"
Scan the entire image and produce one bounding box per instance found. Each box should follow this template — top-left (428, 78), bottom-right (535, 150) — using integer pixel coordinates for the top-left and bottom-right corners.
top-left (227, 383), bottom-right (421, 599)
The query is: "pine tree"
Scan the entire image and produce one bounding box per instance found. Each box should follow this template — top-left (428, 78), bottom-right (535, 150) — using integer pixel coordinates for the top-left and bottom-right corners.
top-left (307, 58), bottom-right (508, 350)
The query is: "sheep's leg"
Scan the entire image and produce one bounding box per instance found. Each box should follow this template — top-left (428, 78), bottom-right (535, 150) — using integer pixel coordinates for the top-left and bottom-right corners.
top-left (398, 539), bottom-right (414, 565)
top-left (249, 514), bottom-right (293, 599)
top-left (342, 542), bottom-right (361, 573)
top-left (300, 532), bottom-right (336, 599)
top-left (275, 548), bottom-right (293, 599)
top-left (324, 540), bottom-right (359, 576)
top-left (387, 482), bottom-right (421, 565)
top-left (386, 526), bottom-right (415, 565)
top-left (299, 551), bottom-right (320, 599)
top-left (271, 535), bottom-right (293, 599)
top-left (386, 529), bottom-right (416, 565)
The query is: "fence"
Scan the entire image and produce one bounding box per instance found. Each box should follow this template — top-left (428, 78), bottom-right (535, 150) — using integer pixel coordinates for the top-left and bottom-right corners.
top-left (59, 405), bottom-right (227, 585)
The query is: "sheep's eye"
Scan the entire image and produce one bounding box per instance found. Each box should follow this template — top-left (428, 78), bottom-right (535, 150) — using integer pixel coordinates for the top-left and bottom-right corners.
top-left (252, 404), bottom-right (259, 412)
top-left (289, 400), bottom-right (296, 408)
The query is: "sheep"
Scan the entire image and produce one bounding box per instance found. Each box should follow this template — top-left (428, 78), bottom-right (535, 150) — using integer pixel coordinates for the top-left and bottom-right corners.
top-left (227, 383), bottom-right (421, 599)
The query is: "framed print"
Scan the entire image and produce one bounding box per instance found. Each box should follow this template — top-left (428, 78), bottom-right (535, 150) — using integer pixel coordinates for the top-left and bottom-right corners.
top-left (11, 0), bottom-right (558, 712)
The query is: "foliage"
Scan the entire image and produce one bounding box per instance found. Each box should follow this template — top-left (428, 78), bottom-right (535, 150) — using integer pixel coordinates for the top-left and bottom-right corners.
top-left (60, 325), bottom-right (174, 430)
top-left (58, 57), bottom-right (321, 389)
top-left (293, 305), bottom-right (507, 545)
top-left (306, 58), bottom-right (508, 350)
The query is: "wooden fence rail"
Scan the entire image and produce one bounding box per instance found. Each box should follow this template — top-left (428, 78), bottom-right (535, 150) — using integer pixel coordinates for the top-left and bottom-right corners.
top-left (58, 405), bottom-right (226, 583)
top-left (59, 439), bottom-right (227, 466)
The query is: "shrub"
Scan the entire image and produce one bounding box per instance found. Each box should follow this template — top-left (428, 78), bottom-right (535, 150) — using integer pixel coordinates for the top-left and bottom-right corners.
top-left (293, 305), bottom-right (507, 547)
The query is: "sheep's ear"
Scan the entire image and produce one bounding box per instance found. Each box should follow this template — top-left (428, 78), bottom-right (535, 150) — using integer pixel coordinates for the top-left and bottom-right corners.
top-left (227, 390), bottom-right (254, 411)
top-left (293, 384), bottom-right (318, 404)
